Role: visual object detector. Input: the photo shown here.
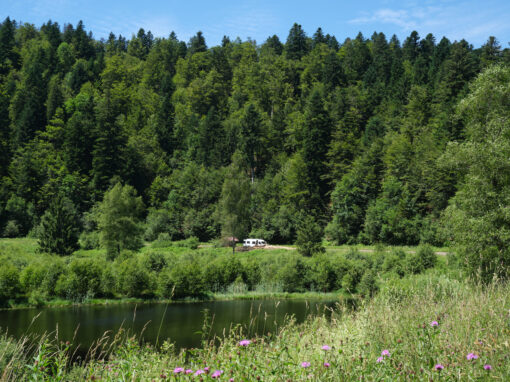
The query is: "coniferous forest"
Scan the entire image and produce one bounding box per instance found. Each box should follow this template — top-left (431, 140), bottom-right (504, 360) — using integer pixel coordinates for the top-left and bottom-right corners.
top-left (0, 18), bottom-right (509, 275)
top-left (2, 15), bottom-right (510, 381)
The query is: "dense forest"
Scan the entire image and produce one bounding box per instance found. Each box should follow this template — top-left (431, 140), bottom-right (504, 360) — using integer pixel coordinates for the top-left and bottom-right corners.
top-left (0, 17), bottom-right (509, 254)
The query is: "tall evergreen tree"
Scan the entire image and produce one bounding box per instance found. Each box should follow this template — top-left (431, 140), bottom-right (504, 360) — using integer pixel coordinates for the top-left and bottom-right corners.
top-left (285, 23), bottom-right (309, 60)
top-left (38, 195), bottom-right (80, 255)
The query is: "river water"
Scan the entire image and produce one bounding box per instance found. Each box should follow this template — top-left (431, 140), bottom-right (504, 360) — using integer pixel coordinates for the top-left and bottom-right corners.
top-left (0, 299), bottom-right (336, 354)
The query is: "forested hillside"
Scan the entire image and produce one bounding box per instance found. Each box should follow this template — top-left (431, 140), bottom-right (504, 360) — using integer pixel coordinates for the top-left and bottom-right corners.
top-left (0, 17), bottom-right (508, 248)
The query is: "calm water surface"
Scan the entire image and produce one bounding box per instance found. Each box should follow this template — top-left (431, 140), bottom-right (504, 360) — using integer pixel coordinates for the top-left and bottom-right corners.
top-left (0, 299), bottom-right (336, 352)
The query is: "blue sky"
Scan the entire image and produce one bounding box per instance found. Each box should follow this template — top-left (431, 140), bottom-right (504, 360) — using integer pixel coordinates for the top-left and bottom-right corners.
top-left (2, 0), bottom-right (509, 47)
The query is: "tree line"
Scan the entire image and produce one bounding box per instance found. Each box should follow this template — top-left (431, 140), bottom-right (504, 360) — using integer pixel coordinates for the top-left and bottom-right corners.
top-left (0, 18), bottom-right (509, 279)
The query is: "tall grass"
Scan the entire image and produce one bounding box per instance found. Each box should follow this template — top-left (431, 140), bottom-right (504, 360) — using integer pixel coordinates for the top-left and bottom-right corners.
top-left (1, 273), bottom-right (508, 380)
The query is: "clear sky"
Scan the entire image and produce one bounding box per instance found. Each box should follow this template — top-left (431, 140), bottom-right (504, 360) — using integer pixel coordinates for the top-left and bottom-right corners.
top-left (2, 0), bottom-right (509, 47)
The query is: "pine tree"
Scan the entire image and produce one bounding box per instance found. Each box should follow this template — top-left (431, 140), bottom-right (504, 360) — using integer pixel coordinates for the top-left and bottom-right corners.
top-left (188, 31), bottom-right (207, 54)
top-left (296, 215), bottom-right (325, 257)
top-left (302, 88), bottom-right (332, 212)
top-left (285, 23), bottom-right (309, 60)
top-left (38, 195), bottom-right (80, 256)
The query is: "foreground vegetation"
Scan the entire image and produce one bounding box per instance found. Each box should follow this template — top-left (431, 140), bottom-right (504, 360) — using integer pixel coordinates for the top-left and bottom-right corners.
top-left (0, 272), bottom-right (508, 381)
top-left (0, 238), bottom-right (445, 308)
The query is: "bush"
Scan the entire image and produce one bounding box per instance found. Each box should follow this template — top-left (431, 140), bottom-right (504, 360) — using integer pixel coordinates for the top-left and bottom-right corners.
top-left (358, 269), bottom-right (378, 297)
top-left (3, 220), bottom-right (20, 238)
top-left (116, 257), bottom-right (150, 297)
top-left (79, 231), bottom-right (100, 249)
top-left (158, 262), bottom-right (206, 299)
top-left (144, 209), bottom-right (175, 242)
top-left (417, 244), bottom-right (437, 269)
top-left (0, 263), bottom-right (20, 306)
top-left (276, 257), bottom-right (308, 292)
top-left (143, 251), bottom-right (167, 273)
top-left (173, 237), bottom-right (199, 249)
top-left (308, 255), bottom-right (336, 292)
top-left (55, 258), bottom-right (103, 300)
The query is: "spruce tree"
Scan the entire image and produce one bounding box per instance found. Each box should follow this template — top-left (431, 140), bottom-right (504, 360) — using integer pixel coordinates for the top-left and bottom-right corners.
top-left (38, 195), bottom-right (80, 256)
top-left (285, 23), bottom-right (309, 60)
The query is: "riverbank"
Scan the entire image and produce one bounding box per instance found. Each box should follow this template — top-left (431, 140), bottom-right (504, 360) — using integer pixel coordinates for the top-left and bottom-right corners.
top-left (1, 291), bottom-right (350, 311)
top-left (1, 272), bottom-right (508, 381)
top-left (1, 238), bottom-right (445, 311)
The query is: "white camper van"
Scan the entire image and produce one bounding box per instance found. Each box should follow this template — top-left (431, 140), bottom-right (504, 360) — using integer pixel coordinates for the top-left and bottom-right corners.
top-left (243, 238), bottom-right (266, 247)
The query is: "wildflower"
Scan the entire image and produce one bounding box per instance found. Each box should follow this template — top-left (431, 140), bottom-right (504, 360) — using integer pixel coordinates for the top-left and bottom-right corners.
top-left (174, 367), bottom-right (184, 374)
top-left (301, 362), bottom-right (311, 368)
top-left (376, 357), bottom-right (384, 363)
top-left (321, 345), bottom-right (331, 351)
top-left (194, 370), bottom-right (205, 376)
top-left (381, 349), bottom-right (390, 357)
top-left (229, 379), bottom-right (234, 382)
top-left (211, 370), bottom-right (223, 378)
top-left (484, 364), bottom-right (492, 370)
top-left (466, 353), bottom-right (478, 360)
top-left (239, 339), bottom-right (251, 347)
top-left (435, 364), bottom-right (444, 371)
top-left (323, 362), bottom-right (330, 368)
top-left (185, 369), bottom-right (193, 375)
top-left (430, 321), bottom-right (439, 327)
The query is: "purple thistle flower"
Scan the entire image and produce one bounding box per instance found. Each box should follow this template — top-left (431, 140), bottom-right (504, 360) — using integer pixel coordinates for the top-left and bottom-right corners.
top-left (301, 362), bottom-right (311, 368)
top-left (376, 357), bottom-right (384, 363)
top-left (211, 370), bottom-right (223, 378)
top-left (321, 345), bottom-right (331, 351)
top-left (323, 362), bottom-right (330, 368)
top-left (435, 364), bottom-right (444, 371)
top-left (239, 339), bottom-right (251, 347)
top-left (381, 349), bottom-right (390, 357)
top-left (430, 321), bottom-right (439, 327)
top-left (194, 369), bottom-right (205, 376)
top-left (229, 379), bottom-right (234, 382)
top-left (173, 367), bottom-right (184, 374)
top-left (466, 353), bottom-right (478, 360)
top-left (204, 367), bottom-right (210, 372)
top-left (484, 364), bottom-right (492, 370)
top-left (185, 369), bottom-right (192, 375)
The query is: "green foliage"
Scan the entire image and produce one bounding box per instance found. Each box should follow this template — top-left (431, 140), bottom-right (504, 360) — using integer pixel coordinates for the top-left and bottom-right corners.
top-left (96, 182), bottom-right (145, 259)
top-left (37, 195), bottom-right (80, 256)
top-left (0, 262), bottom-right (19, 306)
top-left (296, 215), bottom-right (325, 257)
top-left (0, 20), bottom-right (507, 273)
top-left (442, 65), bottom-right (510, 282)
top-left (216, 152), bottom-right (252, 245)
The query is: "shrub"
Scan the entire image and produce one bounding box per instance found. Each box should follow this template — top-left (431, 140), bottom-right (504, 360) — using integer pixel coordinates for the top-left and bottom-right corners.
top-left (0, 263), bottom-right (20, 306)
top-left (143, 251), bottom-right (167, 273)
top-left (79, 231), bottom-right (100, 249)
top-left (276, 257), bottom-right (308, 292)
top-left (358, 269), bottom-right (378, 297)
top-left (3, 220), bottom-right (20, 238)
top-left (308, 255), bottom-right (336, 292)
top-left (417, 244), bottom-right (437, 269)
top-left (55, 258), bottom-right (103, 300)
top-left (116, 257), bottom-right (150, 297)
top-left (173, 236), bottom-right (199, 249)
top-left (158, 262), bottom-right (205, 299)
